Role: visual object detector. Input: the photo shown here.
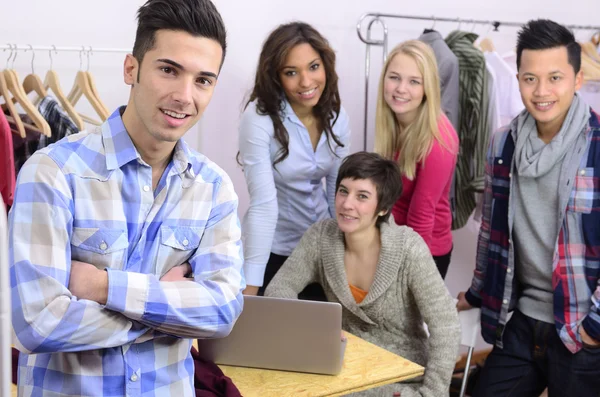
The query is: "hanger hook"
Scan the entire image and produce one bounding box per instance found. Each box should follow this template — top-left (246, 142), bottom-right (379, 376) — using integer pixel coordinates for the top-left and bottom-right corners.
top-left (11, 44), bottom-right (18, 69)
top-left (471, 20), bottom-right (477, 33)
top-left (79, 46), bottom-right (85, 70)
top-left (457, 17), bottom-right (462, 31)
top-left (4, 43), bottom-right (14, 69)
top-left (87, 46), bottom-right (93, 72)
top-left (27, 44), bottom-right (35, 74)
top-left (431, 16), bottom-right (436, 30)
top-left (48, 45), bottom-right (58, 70)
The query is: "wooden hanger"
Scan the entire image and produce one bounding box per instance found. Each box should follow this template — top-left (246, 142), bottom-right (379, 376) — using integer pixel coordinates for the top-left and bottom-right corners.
top-left (4, 114), bottom-right (44, 135)
top-left (42, 69), bottom-right (86, 130)
top-left (4, 69), bottom-right (51, 137)
top-left (84, 48), bottom-right (110, 117)
top-left (1, 47), bottom-right (51, 137)
top-left (86, 70), bottom-right (110, 117)
top-left (67, 48), bottom-right (109, 123)
top-left (592, 32), bottom-right (599, 48)
top-left (67, 71), bottom-right (108, 121)
top-left (0, 70), bottom-right (25, 138)
top-left (20, 46), bottom-right (48, 99)
top-left (475, 23), bottom-right (496, 53)
top-left (581, 41), bottom-right (600, 64)
top-left (30, 48), bottom-right (86, 131)
top-left (582, 54), bottom-right (600, 82)
top-left (479, 38), bottom-right (496, 53)
top-left (78, 113), bottom-right (102, 126)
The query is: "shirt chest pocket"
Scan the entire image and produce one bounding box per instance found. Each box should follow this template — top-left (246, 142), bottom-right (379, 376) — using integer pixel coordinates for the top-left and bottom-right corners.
top-left (155, 226), bottom-right (203, 277)
top-left (71, 228), bottom-right (129, 270)
top-left (567, 167), bottom-right (596, 214)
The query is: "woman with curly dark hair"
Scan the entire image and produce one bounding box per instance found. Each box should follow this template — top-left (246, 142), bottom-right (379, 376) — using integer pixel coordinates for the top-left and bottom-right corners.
top-left (238, 22), bottom-right (350, 297)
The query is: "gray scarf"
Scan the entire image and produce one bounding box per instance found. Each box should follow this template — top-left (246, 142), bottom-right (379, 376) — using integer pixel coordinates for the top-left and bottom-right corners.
top-left (514, 93), bottom-right (589, 178)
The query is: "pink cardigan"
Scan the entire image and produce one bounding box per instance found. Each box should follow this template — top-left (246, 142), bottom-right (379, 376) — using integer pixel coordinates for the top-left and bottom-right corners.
top-left (391, 115), bottom-right (458, 256)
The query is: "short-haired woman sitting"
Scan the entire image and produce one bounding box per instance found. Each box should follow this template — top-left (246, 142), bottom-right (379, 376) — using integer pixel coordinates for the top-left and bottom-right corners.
top-left (265, 151), bottom-right (460, 397)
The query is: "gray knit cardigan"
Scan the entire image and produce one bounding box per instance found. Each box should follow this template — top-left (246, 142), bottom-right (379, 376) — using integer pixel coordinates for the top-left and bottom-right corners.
top-left (265, 219), bottom-right (461, 397)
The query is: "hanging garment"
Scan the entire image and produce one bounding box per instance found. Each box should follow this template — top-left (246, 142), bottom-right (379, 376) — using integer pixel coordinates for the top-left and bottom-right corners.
top-left (9, 114), bottom-right (41, 174)
top-left (446, 31), bottom-right (490, 229)
top-left (486, 65), bottom-right (501, 141)
top-left (0, 112), bottom-right (15, 208)
top-left (419, 30), bottom-right (460, 130)
top-left (579, 81), bottom-right (600, 112)
top-left (420, 31), bottom-right (461, 221)
top-left (484, 52), bottom-right (525, 126)
top-left (36, 96), bottom-right (79, 149)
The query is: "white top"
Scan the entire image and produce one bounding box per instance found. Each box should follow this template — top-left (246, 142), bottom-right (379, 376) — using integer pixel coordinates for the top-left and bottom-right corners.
top-left (239, 100), bottom-right (350, 286)
top-left (486, 51), bottom-right (525, 126)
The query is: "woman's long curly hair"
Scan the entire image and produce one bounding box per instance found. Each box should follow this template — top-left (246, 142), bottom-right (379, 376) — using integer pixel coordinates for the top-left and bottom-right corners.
top-left (246, 22), bottom-right (344, 166)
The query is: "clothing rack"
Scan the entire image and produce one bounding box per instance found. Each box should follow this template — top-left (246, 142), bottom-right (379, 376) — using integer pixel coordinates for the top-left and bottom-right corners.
top-left (1, 44), bottom-right (131, 69)
top-left (0, 45), bottom-right (131, 53)
top-left (356, 13), bottom-right (600, 150)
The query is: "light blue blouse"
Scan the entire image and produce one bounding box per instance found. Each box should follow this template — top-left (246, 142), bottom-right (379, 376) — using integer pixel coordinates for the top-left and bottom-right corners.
top-left (239, 100), bottom-right (350, 286)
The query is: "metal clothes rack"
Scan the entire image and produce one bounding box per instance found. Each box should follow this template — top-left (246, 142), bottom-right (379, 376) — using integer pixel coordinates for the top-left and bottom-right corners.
top-left (356, 13), bottom-right (600, 150)
top-left (0, 44), bottom-right (131, 53)
top-left (1, 44), bottom-right (131, 70)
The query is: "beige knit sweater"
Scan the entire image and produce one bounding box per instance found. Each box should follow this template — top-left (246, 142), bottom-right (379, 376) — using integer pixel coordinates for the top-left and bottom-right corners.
top-left (265, 219), bottom-right (461, 397)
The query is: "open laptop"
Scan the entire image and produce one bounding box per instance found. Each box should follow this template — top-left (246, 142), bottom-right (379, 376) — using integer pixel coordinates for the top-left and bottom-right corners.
top-left (196, 295), bottom-right (347, 375)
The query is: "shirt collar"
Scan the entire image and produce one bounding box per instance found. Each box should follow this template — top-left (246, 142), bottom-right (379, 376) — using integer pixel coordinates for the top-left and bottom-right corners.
top-left (281, 98), bottom-right (306, 128)
top-left (103, 106), bottom-right (194, 177)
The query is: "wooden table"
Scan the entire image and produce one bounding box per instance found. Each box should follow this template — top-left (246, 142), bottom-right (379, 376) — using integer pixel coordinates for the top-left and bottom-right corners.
top-left (11, 333), bottom-right (424, 397)
top-left (219, 332), bottom-right (424, 397)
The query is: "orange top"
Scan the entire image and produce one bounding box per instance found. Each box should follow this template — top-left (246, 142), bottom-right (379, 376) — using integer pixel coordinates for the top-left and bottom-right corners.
top-left (349, 284), bottom-right (368, 304)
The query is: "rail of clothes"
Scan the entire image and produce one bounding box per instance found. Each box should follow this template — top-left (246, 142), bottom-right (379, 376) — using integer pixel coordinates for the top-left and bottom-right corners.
top-left (0, 66), bottom-right (110, 211)
top-left (418, 28), bottom-right (600, 230)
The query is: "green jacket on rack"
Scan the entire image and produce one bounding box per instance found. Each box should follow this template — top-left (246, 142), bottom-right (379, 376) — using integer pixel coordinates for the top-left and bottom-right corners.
top-left (446, 30), bottom-right (491, 229)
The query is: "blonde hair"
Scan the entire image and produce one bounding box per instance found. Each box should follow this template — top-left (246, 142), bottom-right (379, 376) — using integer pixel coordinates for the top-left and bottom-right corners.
top-left (374, 40), bottom-right (452, 180)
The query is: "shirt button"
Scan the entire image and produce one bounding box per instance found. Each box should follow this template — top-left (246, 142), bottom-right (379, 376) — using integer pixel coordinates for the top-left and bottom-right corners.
top-left (182, 239), bottom-right (189, 247)
top-left (131, 374), bottom-right (138, 382)
top-left (580, 169), bottom-right (586, 176)
top-left (508, 172), bottom-right (512, 178)
top-left (99, 242), bottom-right (108, 251)
top-left (503, 299), bottom-right (508, 305)
top-left (498, 159), bottom-right (504, 165)
top-left (507, 268), bottom-right (512, 274)
top-left (143, 185), bottom-right (150, 192)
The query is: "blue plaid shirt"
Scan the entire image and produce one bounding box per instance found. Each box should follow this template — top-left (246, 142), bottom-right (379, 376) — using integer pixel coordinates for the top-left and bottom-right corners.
top-left (10, 108), bottom-right (245, 396)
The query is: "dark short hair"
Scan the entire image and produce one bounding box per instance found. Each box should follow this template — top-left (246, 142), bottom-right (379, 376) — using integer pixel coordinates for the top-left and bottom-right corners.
top-left (247, 22), bottom-right (343, 167)
top-left (132, 0), bottom-right (227, 73)
top-left (335, 152), bottom-right (402, 227)
top-left (516, 19), bottom-right (581, 73)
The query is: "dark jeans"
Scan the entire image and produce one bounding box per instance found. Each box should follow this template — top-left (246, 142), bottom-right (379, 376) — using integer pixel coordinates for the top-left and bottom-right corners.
top-left (433, 247), bottom-right (452, 279)
top-left (257, 252), bottom-right (327, 301)
top-left (473, 310), bottom-right (600, 397)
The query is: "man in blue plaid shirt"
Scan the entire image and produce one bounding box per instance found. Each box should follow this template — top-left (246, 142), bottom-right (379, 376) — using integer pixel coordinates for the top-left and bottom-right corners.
top-left (9, 1), bottom-right (245, 396)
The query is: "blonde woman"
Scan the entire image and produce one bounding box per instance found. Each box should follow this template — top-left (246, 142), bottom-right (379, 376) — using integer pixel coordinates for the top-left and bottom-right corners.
top-left (375, 40), bottom-right (458, 279)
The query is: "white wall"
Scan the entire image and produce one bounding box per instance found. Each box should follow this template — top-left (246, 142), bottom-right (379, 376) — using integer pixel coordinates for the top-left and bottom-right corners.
top-left (2, 0), bottom-right (599, 350)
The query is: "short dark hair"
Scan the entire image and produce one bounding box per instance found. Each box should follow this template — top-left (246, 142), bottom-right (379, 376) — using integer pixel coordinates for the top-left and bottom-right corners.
top-left (516, 19), bottom-right (581, 73)
top-left (132, 0), bottom-right (227, 71)
top-left (335, 152), bottom-right (402, 227)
